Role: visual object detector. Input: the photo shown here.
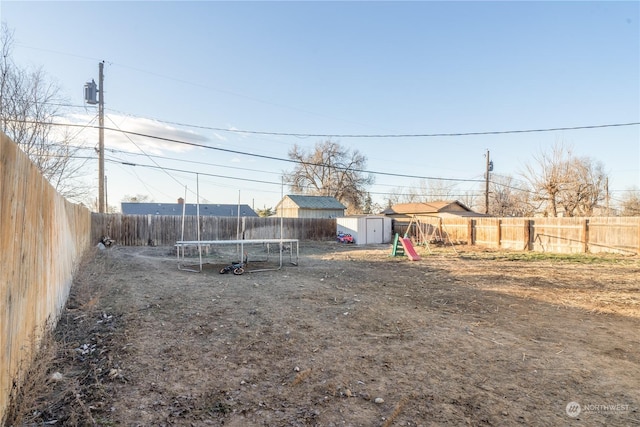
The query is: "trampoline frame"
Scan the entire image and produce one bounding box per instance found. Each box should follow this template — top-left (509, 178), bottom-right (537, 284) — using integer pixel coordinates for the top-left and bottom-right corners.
top-left (176, 238), bottom-right (299, 273)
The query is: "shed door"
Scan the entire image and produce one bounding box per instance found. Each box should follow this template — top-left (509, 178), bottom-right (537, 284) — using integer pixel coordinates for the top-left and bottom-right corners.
top-left (366, 218), bottom-right (383, 244)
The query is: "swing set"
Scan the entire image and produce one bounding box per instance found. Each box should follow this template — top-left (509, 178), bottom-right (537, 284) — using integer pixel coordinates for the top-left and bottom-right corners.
top-left (391, 215), bottom-right (458, 257)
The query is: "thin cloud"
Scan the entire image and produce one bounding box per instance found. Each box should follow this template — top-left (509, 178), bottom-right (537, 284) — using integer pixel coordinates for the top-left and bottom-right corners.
top-left (212, 132), bottom-right (227, 141)
top-left (58, 113), bottom-right (210, 155)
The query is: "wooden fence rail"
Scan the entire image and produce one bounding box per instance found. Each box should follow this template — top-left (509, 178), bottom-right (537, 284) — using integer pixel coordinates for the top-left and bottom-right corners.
top-left (393, 216), bottom-right (640, 255)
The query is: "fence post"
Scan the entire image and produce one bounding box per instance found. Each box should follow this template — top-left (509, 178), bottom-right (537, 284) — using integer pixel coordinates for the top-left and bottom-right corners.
top-left (147, 214), bottom-right (152, 246)
top-left (524, 219), bottom-right (531, 251)
top-left (497, 219), bottom-right (502, 248)
top-left (583, 219), bottom-right (589, 253)
top-left (468, 218), bottom-right (474, 245)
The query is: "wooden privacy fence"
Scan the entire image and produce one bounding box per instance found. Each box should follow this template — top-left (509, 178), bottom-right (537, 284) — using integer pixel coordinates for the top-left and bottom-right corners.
top-left (0, 133), bottom-right (92, 423)
top-left (94, 213), bottom-right (640, 255)
top-left (394, 216), bottom-right (640, 255)
top-left (91, 214), bottom-right (338, 246)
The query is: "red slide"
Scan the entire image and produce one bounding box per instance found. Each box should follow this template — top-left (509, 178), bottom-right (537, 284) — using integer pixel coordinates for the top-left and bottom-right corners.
top-left (400, 237), bottom-right (421, 261)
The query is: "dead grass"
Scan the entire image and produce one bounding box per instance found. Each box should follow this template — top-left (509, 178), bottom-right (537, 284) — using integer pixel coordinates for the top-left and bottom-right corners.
top-left (7, 243), bottom-right (640, 426)
top-left (3, 328), bottom-right (59, 426)
top-left (5, 248), bottom-right (129, 426)
top-left (452, 246), bottom-right (638, 264)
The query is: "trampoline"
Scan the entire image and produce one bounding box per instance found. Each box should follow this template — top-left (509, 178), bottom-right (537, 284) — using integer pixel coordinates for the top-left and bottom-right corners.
top-left (176, 238), bottom-right (299, 273)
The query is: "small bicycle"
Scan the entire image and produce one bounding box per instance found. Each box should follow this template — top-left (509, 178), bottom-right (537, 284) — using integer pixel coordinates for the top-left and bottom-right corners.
top-left (219, 252), bottom-right (248, 275)
top-left (219, 262), bottom-right (245, 275)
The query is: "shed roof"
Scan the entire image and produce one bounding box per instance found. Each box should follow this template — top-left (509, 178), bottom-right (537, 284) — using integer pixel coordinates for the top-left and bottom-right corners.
top-left (121, 202), bottom-right (258, 217)
top-left (280, 195), bottom-right (346, 210)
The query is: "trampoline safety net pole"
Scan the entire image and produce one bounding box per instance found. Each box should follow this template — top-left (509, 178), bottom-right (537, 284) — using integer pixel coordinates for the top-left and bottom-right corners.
top-left (280, 176), bottom-right (284, 267)
top-left (179, 185), bottom-right (187, 262)
top-left (237, 190), bottom-right (241, 261)
top-left (181, 186), bottom-right (187, 236)
top-left (196, 173), bottom-right (202, 272)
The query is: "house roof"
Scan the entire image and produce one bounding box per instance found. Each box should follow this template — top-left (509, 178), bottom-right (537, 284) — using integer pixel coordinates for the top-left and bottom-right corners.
top-left (280, 195), bottom-right (346, 210)
top-left (383, 200), bottom-right (479, 216)
top-left (121, 202), bottom-right (258, 217)
top-left (432, 211), bottom-right (489, 218)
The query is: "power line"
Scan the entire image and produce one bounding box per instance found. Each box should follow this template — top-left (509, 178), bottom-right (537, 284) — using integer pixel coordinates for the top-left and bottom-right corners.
top-left (106, 158), bottom-right (488, 201)
top-left (114, 161), bottom-right (173, 201)
top-left (73, 144), bottom-right (285, 177)
top-left (97, 106), bottom-right (640, 139)
top-left (63, 144), bottom-right (494, 188)
top-left (14, 44), bottom-right (379, 130)
top-left (19, 44), bottom-right (637, 141)
top-left (106, 158), bottom-right (283, 187)
top-left (11, 118), bottom-right (638, 197)
top-left (94, 145), bottom-right (494, 188)
top-left (17, 120), bottom-right (486, 183)
top-left (104, 115), bottom-right (188, 190)
top-left (68, 151), bottom-right (635, 207)
top-left (73, 151), bottom-right (486, 196)
top-left (141, 119), bottom-right (640, 139)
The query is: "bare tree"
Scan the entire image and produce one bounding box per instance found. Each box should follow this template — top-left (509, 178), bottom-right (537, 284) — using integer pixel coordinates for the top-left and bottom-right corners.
top-left (1, 23), bottom-right (91, 203)
top-left (489, 175), bottom-right (534, 217)
top-left (557, 156), bottom-right (607, 216)
top-left (383, 187), bottom-right (406, 207)
top-left (383, 181), bottom-right (460, 209)
top-left (284, 140), bottom-right (374, 214)
top-left (522, 143), bottom-right (608, 217)
top-left (405, 179), bottom-right (458, 203)
top-left (122, 194), bottom-right (153, 203)
top-left (619, 188), bottom-right (640, 216)
top-left (88, 196), bottom-right (118, 213)
top-left (523, 144), bottom-right (565, 216)
top-left (459, 190), bottom-right (478, 213)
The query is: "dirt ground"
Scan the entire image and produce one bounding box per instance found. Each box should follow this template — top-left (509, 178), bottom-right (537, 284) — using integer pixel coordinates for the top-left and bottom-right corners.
top-left (10, 241), bottom-right (640, 426)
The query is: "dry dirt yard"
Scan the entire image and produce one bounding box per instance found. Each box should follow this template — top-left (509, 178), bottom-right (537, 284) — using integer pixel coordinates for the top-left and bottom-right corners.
top-left (11, 241), bottom-right (640, 426)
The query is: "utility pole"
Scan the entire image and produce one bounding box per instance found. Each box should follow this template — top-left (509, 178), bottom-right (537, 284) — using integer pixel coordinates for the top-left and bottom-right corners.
top-left (485, 149), bottom-right (490, 214)
top-left (98, 61), bottom-right (105, 213)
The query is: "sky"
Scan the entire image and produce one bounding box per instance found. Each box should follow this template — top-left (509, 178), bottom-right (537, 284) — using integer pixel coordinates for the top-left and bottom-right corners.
top-left (1, 1), bottom-right (639, 212)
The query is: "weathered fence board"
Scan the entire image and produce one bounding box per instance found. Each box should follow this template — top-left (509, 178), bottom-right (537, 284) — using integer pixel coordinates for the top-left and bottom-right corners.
top-left (91, 214), bottom-right (338, 246)
top-left (531, 217), bottom-right (587, 254)
top-left (0, 134), bottom-right (91, 423)
top-left (473, 218), bottom-right (501, 247)
top-left (96, 213), bottom-right (638, 255)
top-left (588, 217), bottom-right (640, 254)
top-left (391, 216), bottom-right (639, 255)
top-left (499, 218), bottom-right (530, 251)
top-left (441, 218), bottom-right (470, 243)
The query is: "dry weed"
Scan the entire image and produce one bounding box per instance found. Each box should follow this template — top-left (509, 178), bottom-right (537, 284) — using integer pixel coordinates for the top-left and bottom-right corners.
top-left (5, 247), bottom-right (128, 425)
top-left (3, 328), bottom-right (58, 426)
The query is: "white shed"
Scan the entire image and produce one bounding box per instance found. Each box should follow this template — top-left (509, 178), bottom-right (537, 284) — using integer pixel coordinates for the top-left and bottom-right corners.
top-left (336, 215), bottom-right (393, 245)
